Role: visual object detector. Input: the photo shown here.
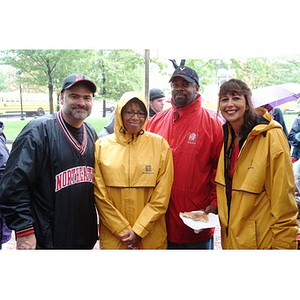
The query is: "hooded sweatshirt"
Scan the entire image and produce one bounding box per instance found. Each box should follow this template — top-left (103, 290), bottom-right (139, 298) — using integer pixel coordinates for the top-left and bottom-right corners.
top-left (94, 92), bottom-right (174, 249)
top-left (215, 108), bottom-right (298, 249)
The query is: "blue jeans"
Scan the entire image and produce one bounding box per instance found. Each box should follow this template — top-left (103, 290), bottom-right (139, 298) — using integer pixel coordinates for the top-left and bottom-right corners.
top-left (168, 237), bottom-right (214, 249)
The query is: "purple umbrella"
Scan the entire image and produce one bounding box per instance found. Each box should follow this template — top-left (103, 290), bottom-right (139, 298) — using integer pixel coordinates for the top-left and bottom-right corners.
top-left (252, 83), bottom-right (300, 111)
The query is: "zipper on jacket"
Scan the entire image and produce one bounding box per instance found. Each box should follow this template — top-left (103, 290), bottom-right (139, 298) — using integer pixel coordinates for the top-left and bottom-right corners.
top-left (223, 125), bottom-right (232, 237)
top-left (223, 123), bottom-right (251, 237)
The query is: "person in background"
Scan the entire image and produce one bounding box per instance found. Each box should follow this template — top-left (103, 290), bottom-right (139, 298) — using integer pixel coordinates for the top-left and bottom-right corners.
top-left (215, 79), bottom-right (298, 249)
top-left (146, 66), bottom-right (224, 249)
top-left (94, 92), bottom-right (173, 249)
top-left (270, 107), bottom-right (288, 137)
top-left (288, 114), bottom-right (300, 162)
top-left (0, 121), bottom-right (12, 249)
top-left (98, 88), bottom-right (165, 138)
top-left (98, 110), bottom-right (115, 138)
top-left (0, 74), bottom-right (98, 249)
top-left (148, 88), bottom-right (165, 118)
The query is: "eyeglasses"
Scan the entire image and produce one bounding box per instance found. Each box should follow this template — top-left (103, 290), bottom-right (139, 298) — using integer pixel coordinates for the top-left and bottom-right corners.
top-left (124, 110), bottom-right (147, 118)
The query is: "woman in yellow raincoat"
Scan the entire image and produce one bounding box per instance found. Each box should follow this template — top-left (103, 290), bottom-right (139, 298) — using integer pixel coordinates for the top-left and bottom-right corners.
top-left (215, 79), bottom-right (298, 249)
top-left (94, 92), bottom-right (174, 249)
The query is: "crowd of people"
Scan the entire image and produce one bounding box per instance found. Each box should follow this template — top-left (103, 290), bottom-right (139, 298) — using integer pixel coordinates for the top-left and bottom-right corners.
top-left (0, 66), bottom-right (299, 250)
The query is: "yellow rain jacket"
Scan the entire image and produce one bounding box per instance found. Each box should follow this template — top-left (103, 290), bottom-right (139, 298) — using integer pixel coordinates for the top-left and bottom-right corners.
top-left (94, 92), bottom-right (174, 249)
top-left (215, 108), bottom-right (298, 249)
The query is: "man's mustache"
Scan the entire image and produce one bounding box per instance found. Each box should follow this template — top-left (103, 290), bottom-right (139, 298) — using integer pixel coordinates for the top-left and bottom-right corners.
top-left (71, 105), bottom-right (87, 110)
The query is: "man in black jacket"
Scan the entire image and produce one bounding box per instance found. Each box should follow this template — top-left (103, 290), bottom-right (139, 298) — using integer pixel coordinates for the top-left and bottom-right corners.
top-left (0, 74), bottom-right (98, 249)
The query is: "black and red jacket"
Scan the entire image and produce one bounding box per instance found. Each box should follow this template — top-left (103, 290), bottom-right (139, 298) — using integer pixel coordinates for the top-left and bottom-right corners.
top-left (0, 111), bottom-right (98, 249)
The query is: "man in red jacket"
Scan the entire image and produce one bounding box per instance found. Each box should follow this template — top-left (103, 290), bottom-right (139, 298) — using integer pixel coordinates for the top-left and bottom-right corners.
top-left (146, 66), bottom-right (223, 249)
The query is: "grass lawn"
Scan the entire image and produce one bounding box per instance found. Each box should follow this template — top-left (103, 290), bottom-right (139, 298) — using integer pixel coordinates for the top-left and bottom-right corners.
top-left (1, 112), bottom-right (298, 142)
top-left (2, 115), bottom-right (110, 141)
top-left (283, 113), bottom-right (298, 132)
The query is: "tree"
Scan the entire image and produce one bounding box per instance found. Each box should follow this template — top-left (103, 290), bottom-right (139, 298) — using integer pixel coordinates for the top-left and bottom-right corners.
top-left (230, 58), bottom-right (275, 89)
top-left (168, 58), bottom-right (231, 89)
top-left (0, 70), bottom-right (8, 91)
top-left (88, 50), bottom-right (145, 98)
top-left (0, 49), bottom-right (146, 116)
top-left (84, 50), bottom-right (145, 117)
top-left (228, 56), bottom-right (300, 89)
top-left (270, 56), bottom-right (300, 85)
top-left (0, 50), bottom-right (96, 113)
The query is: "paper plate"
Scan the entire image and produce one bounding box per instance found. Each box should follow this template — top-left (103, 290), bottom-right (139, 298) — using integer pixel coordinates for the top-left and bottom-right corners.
top-left (179, 211), bottom-right (219, 233)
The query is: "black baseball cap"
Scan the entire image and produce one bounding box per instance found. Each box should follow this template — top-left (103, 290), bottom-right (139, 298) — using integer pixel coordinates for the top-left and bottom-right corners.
top-left (61, 73), bottom-right (97, 94)
top-left (169, 66), bottom-right (199, 85)
top-left (150, 88), bottom-right (165, 101)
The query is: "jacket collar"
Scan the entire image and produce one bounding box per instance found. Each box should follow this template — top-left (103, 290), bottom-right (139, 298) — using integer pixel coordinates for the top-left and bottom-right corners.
top-left (56, 110), bottom-right (87, 155)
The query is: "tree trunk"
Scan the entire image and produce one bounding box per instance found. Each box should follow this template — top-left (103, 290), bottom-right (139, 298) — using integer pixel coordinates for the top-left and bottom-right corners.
top-left (49, 84), bottom-right (54, 114)
top-left (102, 71), bottom-right (106, 118)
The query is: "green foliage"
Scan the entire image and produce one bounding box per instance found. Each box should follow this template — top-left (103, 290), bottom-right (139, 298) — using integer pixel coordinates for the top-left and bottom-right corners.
top-left (89, 50), bottom-right (145, 101)
top-left (0, 49), bottom-right (97, 92)
top-left (0, 49), bottom-right (146, 115)
top-left (231, 58), bottom-right (276, 88)
top-left (230, 56), bottom-right (300, 89)
top-left (173, 56), bottom-right (300, 91)
top-left (0, 69), bottom-right (8, 91)
top-left (271, 56), bottom-right (300, 85)
top-left (2, 50), bottom-right (300, 109)
top-left (185, 59), bottom-right (221, 87)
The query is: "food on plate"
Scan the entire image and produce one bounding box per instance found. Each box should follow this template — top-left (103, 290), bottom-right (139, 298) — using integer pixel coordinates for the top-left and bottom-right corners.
top-left (181, 211), bottom-right (209, 223)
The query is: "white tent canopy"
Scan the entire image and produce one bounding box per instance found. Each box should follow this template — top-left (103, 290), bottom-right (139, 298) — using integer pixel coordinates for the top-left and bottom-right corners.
top-left (133, 2), bottom-right (300, 60)
top-left (137, 46), bottom-right (300, 61)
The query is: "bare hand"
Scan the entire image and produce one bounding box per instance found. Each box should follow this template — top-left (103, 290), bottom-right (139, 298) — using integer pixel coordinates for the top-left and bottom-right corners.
top-left (120, 229), bottom-right (141, 249)
top-left (16, 233), bottom-right (37, 250)
top-left (205, 205), bottom-right (218, 215)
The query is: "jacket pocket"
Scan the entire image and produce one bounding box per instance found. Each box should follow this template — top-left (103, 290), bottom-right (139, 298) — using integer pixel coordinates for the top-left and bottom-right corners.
top-left (234, 220), bottom-right (258, 249)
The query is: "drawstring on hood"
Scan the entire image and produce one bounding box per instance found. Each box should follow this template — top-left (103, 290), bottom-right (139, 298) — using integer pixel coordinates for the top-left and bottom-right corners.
top-left (127, 129), bottom-right (145, 144)
top-left (119, 126), bottom-right (126, 134)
